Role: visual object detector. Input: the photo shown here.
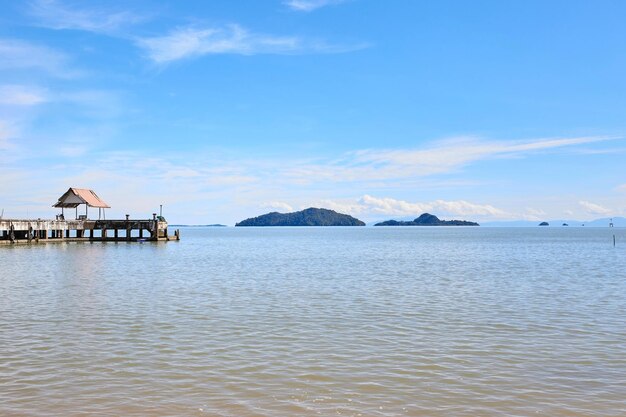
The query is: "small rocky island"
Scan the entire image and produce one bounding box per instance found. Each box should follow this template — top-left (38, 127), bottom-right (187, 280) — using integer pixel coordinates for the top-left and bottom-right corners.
top-left (236, 208), bottom-right (366, 226)
top-left (374, 213), bottom-right (479, 226)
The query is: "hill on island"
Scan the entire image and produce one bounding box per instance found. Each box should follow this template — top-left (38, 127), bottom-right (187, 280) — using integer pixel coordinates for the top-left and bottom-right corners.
top-left (236, 208), bottom-right (366, 226)
top-left (375, 213), bottom-right (479, 226)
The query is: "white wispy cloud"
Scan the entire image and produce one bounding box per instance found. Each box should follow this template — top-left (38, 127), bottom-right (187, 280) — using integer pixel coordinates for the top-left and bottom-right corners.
top-left (313, 195), bottom-right (508, 219)
top-left (354, 135), bottom-right (620, 177)
top-left (35, 134), bottom-right (613, 200)
top-left (521, 207), bottom-right (548, 221)
top-left (57, 145), bottom-right (89, 158)
top-left (0, 39), bottom-right (75, 77)
top-left (57, 89), bottom-right (125, 119)
top-left (261, 201), bottom-right (294, 212)
top-left (0, 86), bottom-right (128, 163)
top-left (579, 200), bottom-right (612, 216)
top-left (572, 147), bottom-right (626, 155)
top-left (137, 25), bottom-right (366, 63)
top-left (525, 207), bottom-right (547, 216)
top-left (0, 135), bottom-right (621, 223)
top-left (284, 0), bottom-right (347, 12)
top-left (28, 0), bottom-right (145, 34)
top-left (0, 85), bottom-right (48, 106)
top-left (281, 135), bottom-right (622, 185)
top-left (616, 184), bottom-right (626, 192)
top-left (0, 120), bottom-right (18, 150)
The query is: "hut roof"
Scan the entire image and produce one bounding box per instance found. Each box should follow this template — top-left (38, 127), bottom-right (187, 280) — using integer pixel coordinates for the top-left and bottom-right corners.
top-left (53, 188), bottom-right (110, 208)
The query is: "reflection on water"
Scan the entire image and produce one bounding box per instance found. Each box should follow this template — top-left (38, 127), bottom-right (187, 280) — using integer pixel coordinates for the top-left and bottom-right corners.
top-left (1, 227), bottom-right (626, 416)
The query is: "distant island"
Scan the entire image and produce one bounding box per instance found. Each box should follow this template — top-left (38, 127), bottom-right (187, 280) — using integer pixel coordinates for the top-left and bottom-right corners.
top-left (374, 213), bottom-right (479, 226)
top-left (236, 208), bottom-right (366, 226)
top-left (481, 217), bottom-right (626, 227)
top-left (539, 222), bottom-right (549, 226)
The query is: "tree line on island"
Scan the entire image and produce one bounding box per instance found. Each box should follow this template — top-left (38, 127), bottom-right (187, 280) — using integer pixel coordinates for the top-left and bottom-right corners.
top-left (235, 208), bottom-right (479, 226)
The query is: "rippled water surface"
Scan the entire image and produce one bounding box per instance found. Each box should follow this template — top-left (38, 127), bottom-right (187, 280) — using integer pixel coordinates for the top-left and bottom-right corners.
top-left (1, 227), bottom-right (626, 416)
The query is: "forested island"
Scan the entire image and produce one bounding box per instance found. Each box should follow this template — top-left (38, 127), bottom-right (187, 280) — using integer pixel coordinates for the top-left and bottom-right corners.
top-left (236, 208), bottom-right (366, 226)
top-left (375, 213), bottom-right (479, 226)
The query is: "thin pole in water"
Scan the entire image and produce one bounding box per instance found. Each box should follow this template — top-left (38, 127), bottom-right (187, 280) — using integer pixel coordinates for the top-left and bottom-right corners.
top-left (614, 235), bottom-right (616, 247)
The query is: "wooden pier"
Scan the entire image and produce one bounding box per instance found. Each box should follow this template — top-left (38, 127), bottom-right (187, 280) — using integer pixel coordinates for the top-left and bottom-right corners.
top-left (0, 215), bottom-right (180, 245)
top-left (1, 187), bottom-right (180, 245)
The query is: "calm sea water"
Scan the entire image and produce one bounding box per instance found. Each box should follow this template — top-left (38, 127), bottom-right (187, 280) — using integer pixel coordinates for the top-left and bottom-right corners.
top-left (1, 227), bottom-right (625, 416)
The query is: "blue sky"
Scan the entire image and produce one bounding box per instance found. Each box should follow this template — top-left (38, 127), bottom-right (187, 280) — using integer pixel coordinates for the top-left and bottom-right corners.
top-left (1, 0), bottom-right (625, 224)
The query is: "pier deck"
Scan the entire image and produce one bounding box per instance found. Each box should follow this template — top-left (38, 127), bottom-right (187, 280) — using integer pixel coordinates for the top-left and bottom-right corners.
top-left (0, 217), bottom-right (180, 245)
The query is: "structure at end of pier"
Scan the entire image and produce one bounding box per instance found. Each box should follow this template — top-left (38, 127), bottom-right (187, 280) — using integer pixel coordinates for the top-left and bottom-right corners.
top-left (0, 188), bottom-right (180, 245)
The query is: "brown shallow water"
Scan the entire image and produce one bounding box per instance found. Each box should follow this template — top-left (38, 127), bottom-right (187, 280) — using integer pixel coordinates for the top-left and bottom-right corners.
top-left (1, 227), bottom-right (626, 416)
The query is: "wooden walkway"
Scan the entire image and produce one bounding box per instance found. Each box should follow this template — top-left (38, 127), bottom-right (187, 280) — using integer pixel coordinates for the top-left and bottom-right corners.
top-left (0, 216), bottom-right (180, 245)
